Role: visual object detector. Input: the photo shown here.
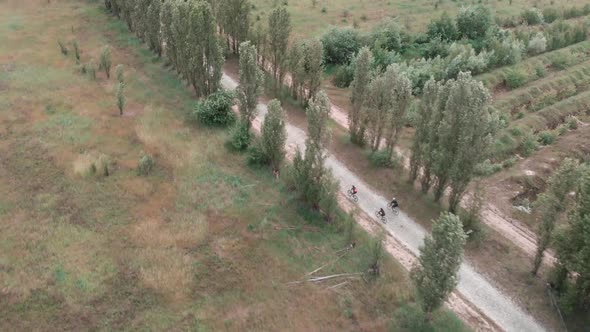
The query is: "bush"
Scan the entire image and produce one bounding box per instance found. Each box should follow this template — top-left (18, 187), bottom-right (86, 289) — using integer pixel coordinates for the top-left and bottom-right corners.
top-left (542, 8), bottom-right (559, 23)
top-left (87, 60), bottom-right (97, 80)
top-left (99, 46), bottom-right (112, 78)
top-left (58, 40), bottom-right (68, 55)
top-left (370, 19), bottom-right (409, 52)
top-left (502, 156), bottom-right (518, 168)
top-left (527, 32), bottom-right (547, 55)
top-left (229, 121), bottom-right (252, 151)
top-left (504, 69), bottom-right (527, 89)
top-left (521, 8), bottom-right (544, 25)
top-left (534, 64), bottom-right (546, 78)
top-left (520, 132), bottom-right (538, 156)
top-left (368, 150), bottom-right (399, 168)
top-left (550, 51), bottom-right (573, 70)
top-left (490, 36), bottom-right (524, 67)
top-left (320, 27), bottom-right (362, 65)
top-left (391, 304), bottom-right (469, 332)
top-left (538, 130), bottom-right (556, 145)
top-left (192, 90), bottom-right (235, 126)
top-left (115, 64), bottom-right (124, 83)
top-left (332, 65), bottom-right (354, 88)
top-left (456, 5), bottom-right (494, 40)
top-left (567, 116), bottom-right (578, 130)
top-left (557, 124), bottom-right (568, 136)
top-left (137, 154), bottom-right (155, 175)
top-left (246, 141), bottom-right (270, 166)
top-left (474, 159), bottom-right (502, 176)
top-left (427, 12), bottom-right (458, 41)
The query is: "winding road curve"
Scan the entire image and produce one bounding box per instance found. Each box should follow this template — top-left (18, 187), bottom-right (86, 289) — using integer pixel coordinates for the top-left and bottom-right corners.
top-left (221, 74), bottom-right (547, 332)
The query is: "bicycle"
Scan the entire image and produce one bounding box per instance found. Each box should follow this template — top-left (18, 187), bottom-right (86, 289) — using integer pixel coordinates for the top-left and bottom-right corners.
top-left (347, 189), bottom-right (358, 202)
top-left (374, 210), bottom-right (387, 224)
top-left (388, 202), bottom-right (399, 216)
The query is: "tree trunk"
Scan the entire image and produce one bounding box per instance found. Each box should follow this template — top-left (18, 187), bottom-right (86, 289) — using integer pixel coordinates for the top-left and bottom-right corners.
top-left (420, 168), bottom-right (432, 194)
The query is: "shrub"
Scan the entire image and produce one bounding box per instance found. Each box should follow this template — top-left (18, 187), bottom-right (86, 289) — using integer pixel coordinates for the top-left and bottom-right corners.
top-left (320, 27), bottom-right (362, 65)
top-left (229, 121), bottom-right (252, 151)
top-left (521, 8), bottom-right (544, 25)
top-left (456, 5), bottom-right (494, 40)
top-left (116, 82), bottom-right (125, 115)
top-left (73, 39), bottom-right (80, 62)
top-left (115, 64), bottom-right (124, 83)
top-left (192, 90), bottom-right (235, 126)
top-left (93, 153), bottom-right (111, 177)
top-left (368, 150), bottom-right (399, 168)
top-left (534, 64), bottom-right (546, 78)
top-left (502, 156), bottom-right (518, 168)
top-left (370, 19), bottom-right (409, 52)
top-left (87, 60), bottom-right (97, 80)
top-left (490, 36), bottom-right (524, 67)
top-left (520, 132), bottom-right (538, 156)
top-left (550, 51), bottom-right (573, 70)
top-left (527, 32), bottom-right (546, 55)
top-left (474, 159), bottom-right (502, 176)
top-left (504, 69), bottom-right (527, 89)
top-left (445, 43), bottom-right (491, 79)
top-left (567, 116), bottom-right (578, 130)
top-left (542, 8), bottom-right (559, 23)
top-left (332, 65), bottom-right (354, 88)
top-left (246, 141), bottom-right (270, 166)
top-left (58, 40), bottom-right (68, 55)
top-left (391, 304), bottom-right (469, 332)
top-left (99, 46), bottom-right (112, 78)
top-left (557, 124), bottom-right (568, 136)
top-left (538, 130), bottom-right (556, 145)
top-left (137, 154), bottom-right (155, 175)
top-left (427, 12), bottom-right (458, 41)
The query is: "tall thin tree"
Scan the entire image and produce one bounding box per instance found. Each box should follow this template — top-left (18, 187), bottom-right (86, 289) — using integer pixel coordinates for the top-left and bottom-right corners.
top-left (349, 47), bottom-right (372, 145)
top-left (268, 6), bottom-right (291, 90)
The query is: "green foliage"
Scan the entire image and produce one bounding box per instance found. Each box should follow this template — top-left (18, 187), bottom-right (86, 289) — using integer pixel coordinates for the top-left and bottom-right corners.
top-left (411, 212), bottom-right (466, 313)
top-left (391, 304), bottom-right (470, 332)
top-left (537, 130), bottom-right (556, 145)
top-left (550, 51), bottom-right (573, 70)
top-left (72, 39), bottom-right (80, 62)
top-left (237, 41), bottom-right (263, 126)
top-left (369, 19), bottom-right (409, 53)
top-left (115, 64), bottom-right (124, 83)
top-left (456, 5), bottom-right (494, 41)
top-left (521, 8), bottom-right (544, 25)
top-left (332, 64), bottom-right (354, 88)
top-left (520, 131), bottom-right (538, 157)
top-left (320, 26), bottom-right (362, 65)
top-left (116, 82), bottom-right (125, 115)
top-left (368, 150), bottom-right (399, 168)
top-left (504, 69), bottom-right (527, 89)
top-left (219, 0), bottom-right (251, 54)
top-left (87, 60), bottom-right (97, 80)
top-left (268, 6), bottom-right (291, 87)
top-left (193, 90), bottom-right (235, 127)
top-left (527, 32), bottom-right (546, 55)
top-left (229, 120), bottom-right (252, 151)
top-left (146, 0), bottom-right (162, 57)
top-left (474, 159), bottom-right (502, 176)
top-left (427, 12), bottom-right (458, 41)
top-left (546, 20), bottom-right (588, 51)
top-left (257, 99), bottom-right (287, 169)
top-left (534, 64), bottom-right (546, 78)
top-left (542, 8), bottom-right (559, 23)
top-left (567, 116), bottom-right (579, 130)
top-left (99, 45), bottom-right (112, 79)
top-left (58, 39), bottom-right (68, 55)
top-left (349, 47), bottom-right (372, 145)
top-left (137, 153), bottom-right (155, 176)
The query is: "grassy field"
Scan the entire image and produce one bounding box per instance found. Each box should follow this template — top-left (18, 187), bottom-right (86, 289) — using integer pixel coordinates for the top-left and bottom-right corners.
top-left (251, 0), bottom-right (590, 37)
top-left (0, 0), bottom-right (473, 330)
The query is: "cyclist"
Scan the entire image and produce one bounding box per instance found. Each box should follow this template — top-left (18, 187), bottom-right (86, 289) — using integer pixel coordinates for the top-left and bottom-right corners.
top-left (389, 197), bottom-right (399, 209)
top-left (351, 185), bottom-right (358, 195)
top-left (378, 208), bottom-right (385, 218)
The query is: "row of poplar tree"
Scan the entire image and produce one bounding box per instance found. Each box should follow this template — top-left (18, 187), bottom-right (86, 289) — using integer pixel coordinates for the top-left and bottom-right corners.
top-left (101, 0), bottom-right (474, 319)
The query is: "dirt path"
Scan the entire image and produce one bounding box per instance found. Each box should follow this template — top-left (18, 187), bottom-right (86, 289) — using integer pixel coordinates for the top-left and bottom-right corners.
top-left (221, 74), bottom-right (547, 332)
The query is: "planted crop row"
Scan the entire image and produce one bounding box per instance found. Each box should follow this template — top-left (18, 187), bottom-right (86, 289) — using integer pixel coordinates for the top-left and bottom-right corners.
top-left (476, 40), bottom-right (590, 89)
top-left (494, 60), bottom-right (590, 117)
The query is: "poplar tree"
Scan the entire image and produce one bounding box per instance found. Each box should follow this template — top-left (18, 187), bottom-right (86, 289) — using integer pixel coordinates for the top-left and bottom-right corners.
top-left (268, 6), bottom-right (291, 89)
top-left (291, 91), bottom-right (334, 209)
top-left (116, 82), bottom-right (125, 115)
top-left (349, 47), bottom-right (372, 145)
top-left (411, 212), bottom-right (466, 315)
top-left (409, 78), bottom-right (439, 184)
top-left (160, 0), bottom-right (178, 68)
top-left (133, 0), bottom-right (150, 41)
top-left (303, 39), bottom-right (324, 101)
top-left (220, 0), bottom-right (250, 54)
top-left (260, 99), bottom-right (287, 170)
top-left (171, 0), bottom-right (190, 78)
top-left (432, 72), bottom-right (499, 211)
top-left (99, 46), bottom-right (112, 79)
top-left (365, 73), bottom-right (392, 152)
top-left (237, 41), bottom-right (263, 128)
top-left (288, 40), bottom-right (305, 100)
top-left (532, 158), bottom-right (580, 275)
top-left (147, 0), bottom-right (162, 57)
top-left (185, 0), bottom-right (224, 97)
top-left (553, 166), bottom-right (590, 312)
top-left (383, 65), bottom-right (412, 155)
top-left (251, 21), bottom-right (268, 69)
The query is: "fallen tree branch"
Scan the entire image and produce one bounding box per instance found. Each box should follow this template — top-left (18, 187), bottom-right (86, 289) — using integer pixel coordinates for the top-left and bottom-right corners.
top-left (327, 281), bottom-right (349, 290)
top-left (306, 251), bottom-right (349, 276)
